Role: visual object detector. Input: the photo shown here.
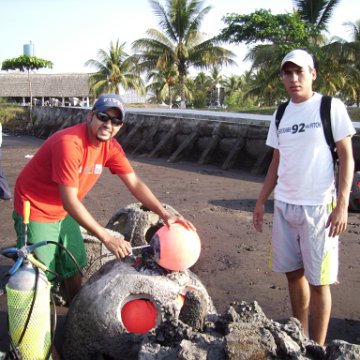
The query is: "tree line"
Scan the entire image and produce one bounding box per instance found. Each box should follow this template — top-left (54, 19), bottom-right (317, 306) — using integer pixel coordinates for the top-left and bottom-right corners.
top-left (2, 0), bottom-right (359, 109)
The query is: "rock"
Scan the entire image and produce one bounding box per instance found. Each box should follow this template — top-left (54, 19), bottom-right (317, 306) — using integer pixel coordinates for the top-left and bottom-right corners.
top-left (325, 340), bottom-right (360, 359)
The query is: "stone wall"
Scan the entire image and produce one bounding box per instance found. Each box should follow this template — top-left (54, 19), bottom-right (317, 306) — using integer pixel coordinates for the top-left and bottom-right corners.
top-left (28, 106), bottom-right (360, 174)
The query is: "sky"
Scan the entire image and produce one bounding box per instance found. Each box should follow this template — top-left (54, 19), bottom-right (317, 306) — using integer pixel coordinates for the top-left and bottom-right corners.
top-left (0, 0), bottom-right (359, 77)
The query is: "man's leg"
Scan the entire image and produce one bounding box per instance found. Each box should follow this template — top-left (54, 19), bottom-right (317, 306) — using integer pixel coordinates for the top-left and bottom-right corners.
top-left (309, 284), bottom-right (331, 345)
top-left (60, 216), bottom-right (87, 303)
top-left (286, 268), bottom-right (310, 337)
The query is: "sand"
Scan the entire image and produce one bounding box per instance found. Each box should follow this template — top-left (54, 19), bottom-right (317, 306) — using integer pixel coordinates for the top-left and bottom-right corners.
top-left (0, 134), bottom-right (359, 352)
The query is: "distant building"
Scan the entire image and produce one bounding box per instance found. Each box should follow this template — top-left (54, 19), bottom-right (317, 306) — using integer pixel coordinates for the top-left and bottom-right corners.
top-left (0, 72), bottom-right (91, 107)
top-left (0, 72), bottom-right (151, 107)
top-left (120, 89), bottom-right (149, 104)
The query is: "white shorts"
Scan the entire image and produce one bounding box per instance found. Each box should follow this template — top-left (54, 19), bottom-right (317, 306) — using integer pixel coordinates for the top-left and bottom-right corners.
top-left (271, 200), bottom-right (338, 285)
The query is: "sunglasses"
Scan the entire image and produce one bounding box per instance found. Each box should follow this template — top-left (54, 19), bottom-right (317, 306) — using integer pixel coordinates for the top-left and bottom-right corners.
top-left (94, 111), bottom-right (123, 126)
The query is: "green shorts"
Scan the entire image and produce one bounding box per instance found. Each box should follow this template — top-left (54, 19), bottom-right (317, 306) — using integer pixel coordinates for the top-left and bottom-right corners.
top-left (13, 211), bottom-right (88, 282)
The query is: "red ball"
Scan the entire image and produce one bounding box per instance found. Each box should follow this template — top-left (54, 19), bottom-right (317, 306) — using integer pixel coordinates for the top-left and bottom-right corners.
top-left (152, 223), bottom-right (201, 271)
top-left (121, 299), bottom-right (157, 334)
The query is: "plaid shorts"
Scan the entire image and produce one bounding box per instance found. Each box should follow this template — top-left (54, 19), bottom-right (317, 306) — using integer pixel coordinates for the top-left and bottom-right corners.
top-left (271, 200), bottom-right (338, 285)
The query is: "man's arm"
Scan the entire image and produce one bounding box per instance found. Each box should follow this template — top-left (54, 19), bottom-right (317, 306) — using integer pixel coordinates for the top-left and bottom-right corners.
top-left (326, 136), bottom-right (354, 237)
top-left (118, 172), bottom-right (195, 230)
top-left (59, 185), bottom-right (132, 258)
top-left (253, 149), bottom-right (279, 232)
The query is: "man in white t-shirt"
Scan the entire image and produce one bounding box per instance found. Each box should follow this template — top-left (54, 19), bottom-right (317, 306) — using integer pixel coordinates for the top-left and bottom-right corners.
top-left (253, 49), bottom-right (355, 345)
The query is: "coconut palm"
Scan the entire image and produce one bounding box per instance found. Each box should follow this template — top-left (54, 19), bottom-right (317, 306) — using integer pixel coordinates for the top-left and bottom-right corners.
top-left (220, 74), bottom-right (246, 108)
top-left (339, 20), bottom-right (360, 106)
top-left (146, 64), bottom-right (179, 107)
top-left (192, 71), bottom-right (213, 108)
top-left (85, 40), bottom-right (145, 98)
top-left (243, 0), bottom-right (343, 103)
top-left (244, 69), bottom-right (286, 107)
top-left (132, 0), bottom-right (236, 108)
top-left (294, 0), bottom-right (342, 45)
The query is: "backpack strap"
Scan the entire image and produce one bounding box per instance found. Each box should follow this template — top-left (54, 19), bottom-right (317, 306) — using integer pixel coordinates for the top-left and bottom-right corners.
top-left (275, 101), bottom-right (289, 129)
top-left (320, 95), bottom-right (337, 166)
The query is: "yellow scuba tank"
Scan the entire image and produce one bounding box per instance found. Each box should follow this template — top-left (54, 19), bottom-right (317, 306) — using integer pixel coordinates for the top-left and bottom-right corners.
top-left (6, 261), bottom-right (52, 359)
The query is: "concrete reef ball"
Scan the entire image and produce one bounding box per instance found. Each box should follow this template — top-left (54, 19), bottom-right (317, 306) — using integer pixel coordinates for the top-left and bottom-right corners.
top-left (62, 257), bottom-right (216, 360)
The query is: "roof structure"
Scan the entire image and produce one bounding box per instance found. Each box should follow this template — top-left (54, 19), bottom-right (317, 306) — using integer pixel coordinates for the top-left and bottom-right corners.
top-left (0, 72), bottom-right (91, 97)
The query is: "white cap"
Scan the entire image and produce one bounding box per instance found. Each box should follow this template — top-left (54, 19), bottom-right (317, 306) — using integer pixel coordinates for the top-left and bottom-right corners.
top-left (280, 49), bottom-right (314, 70)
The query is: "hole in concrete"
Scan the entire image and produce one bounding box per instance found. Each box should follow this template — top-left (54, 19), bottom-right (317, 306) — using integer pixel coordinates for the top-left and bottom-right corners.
top-left (145, 224), bottom-right (162, 243)
top-left (140, 205), bottom-right (150, 211)
top-left (107, 212), bottom-right (128, 234)
top-left (119, 294), bottom-right (160, 334)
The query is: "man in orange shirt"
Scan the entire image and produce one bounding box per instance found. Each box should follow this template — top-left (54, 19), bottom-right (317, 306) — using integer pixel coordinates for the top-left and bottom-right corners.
top-left (13, 93), bottom-right (194, 302)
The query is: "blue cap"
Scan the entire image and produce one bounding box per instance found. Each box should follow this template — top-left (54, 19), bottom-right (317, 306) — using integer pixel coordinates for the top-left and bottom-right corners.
top-left (92, 94), bottom-right (125, 120)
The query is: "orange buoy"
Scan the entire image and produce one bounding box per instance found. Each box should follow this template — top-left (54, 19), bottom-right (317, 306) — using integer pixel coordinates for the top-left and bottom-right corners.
top-left (151, 223), bottom-right (201, 271)
top-left (121, 299), bottom-right (157, 334)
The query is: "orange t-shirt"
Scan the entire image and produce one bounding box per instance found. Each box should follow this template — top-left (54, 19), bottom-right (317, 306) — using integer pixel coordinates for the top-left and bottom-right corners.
top-left (14, 123), bottom-right (133, 222)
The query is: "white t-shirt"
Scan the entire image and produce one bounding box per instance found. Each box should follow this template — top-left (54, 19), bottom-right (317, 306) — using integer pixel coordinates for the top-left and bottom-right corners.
top-left (266, 92), bottom-right (356, 205)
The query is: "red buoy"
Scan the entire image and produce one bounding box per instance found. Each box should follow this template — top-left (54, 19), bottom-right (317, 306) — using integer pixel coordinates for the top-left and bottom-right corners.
top-left (151, 223), bottom-right (201, 271)
top-left (121, 299), bottom-right (157, 334)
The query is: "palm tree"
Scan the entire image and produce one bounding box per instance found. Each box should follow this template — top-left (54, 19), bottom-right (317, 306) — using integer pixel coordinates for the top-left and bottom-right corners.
top-left (146, 64), bottom-right (179, 107)
top-left (245, 69), bottom-right (286, 107)
top-left (85, 40), bottom-right (145, 98)
top-left (339, 20), bottom-right (360, 106)
top-left (132, 0), bottom-right (236, 108)
top-left (220, 74), bottom-right (245, 108)
top-left (193, 71), bottom-right (213, 107)
top-left (294, 0), bottom-right (342, 45)
top-left (244, 0), bottom-right (343, 103)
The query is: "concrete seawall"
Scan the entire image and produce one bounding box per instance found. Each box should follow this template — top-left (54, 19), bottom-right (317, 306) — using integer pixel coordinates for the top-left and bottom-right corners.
top-left (30, 106), bottom-right (360, 174)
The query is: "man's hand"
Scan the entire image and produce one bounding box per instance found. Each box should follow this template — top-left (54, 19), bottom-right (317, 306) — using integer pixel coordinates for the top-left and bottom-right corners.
top-left (253, 203), bottom-right (265, 232)
top-left (163, 214), bottom-right (196, 232)
top-left (102, 234), bottom-right (132, 259)
top-left (326, 203), bottom-right (348, 237)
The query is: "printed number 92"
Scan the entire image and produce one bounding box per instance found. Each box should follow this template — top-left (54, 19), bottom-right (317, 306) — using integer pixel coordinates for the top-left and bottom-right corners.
top-left (292, 123), bottom-right (305, 134)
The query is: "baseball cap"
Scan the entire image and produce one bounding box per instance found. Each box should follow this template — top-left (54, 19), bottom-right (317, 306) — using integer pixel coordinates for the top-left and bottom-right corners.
top-left (92, 94), bottom-right (125, 120)
top-left (280, 49), bottom-right (314, 71)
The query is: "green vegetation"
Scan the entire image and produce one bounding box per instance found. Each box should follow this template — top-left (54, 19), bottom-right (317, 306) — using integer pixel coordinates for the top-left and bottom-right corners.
top-left (85, 40), bottom-right (144, 98)
top-left (0, 105), bottom-right (30, 131)
top-left (1, 1), bottom-right (358, 113)
top-left (83, 0), bottom-right (359, 111)
top-left (131, 0), bottom-right (236, 108)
